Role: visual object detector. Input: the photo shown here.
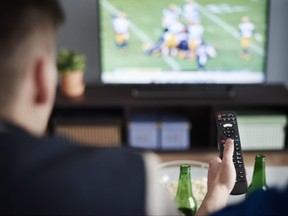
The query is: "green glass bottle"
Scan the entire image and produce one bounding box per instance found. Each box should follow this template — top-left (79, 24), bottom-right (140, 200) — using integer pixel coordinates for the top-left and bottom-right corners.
top-left (246, 154), bottom-right (268, 198)
top-left (175, 164), bottom-right (197, 216)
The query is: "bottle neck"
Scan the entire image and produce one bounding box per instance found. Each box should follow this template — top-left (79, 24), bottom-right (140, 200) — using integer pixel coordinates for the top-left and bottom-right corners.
top-left (177, 165), bottom-right (192, 195)
top-left (251, 154), bottom-right (267, 186)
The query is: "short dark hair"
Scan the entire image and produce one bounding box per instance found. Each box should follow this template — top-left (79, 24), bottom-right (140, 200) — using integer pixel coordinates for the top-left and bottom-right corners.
top-left (0, 0), bottom-right (65, 107)
top-left (0, 0), bottom-right (65, 47)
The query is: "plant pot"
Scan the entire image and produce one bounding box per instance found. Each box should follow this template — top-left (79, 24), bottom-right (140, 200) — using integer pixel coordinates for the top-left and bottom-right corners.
top-left (60, 71), bottom-right (85, 97)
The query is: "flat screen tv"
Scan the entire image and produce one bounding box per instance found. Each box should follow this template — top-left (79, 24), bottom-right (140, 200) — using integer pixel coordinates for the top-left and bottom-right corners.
top-left (98, 0), bottom-right (269, 84)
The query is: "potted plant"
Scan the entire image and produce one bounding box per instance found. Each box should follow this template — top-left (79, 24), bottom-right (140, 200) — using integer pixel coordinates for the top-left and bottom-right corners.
top-left (57, 49), bottom-right (87, 97)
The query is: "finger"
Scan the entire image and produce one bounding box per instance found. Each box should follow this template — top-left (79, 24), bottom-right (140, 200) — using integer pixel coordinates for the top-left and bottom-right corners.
top-left (209, 156), bottom-right (221, 166)
top-left (222, 139), bottom-right (234, 161)
top-left (208, 156), bottom-right (221, 171)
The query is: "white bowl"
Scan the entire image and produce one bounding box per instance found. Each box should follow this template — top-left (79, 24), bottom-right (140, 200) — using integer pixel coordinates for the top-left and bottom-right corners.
top-left (157, 160), bottom-right (209, 207)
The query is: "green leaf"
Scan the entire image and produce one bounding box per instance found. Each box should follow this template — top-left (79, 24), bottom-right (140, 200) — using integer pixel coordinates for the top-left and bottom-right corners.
top-left (56, 49), bottom-right (87, 74)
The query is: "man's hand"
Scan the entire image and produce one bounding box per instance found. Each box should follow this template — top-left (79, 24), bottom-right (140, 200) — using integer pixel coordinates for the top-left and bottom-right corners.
top-left (207, 138), bottom-right (236, 194)
top-left (196, 139), bottom-right (236, 216)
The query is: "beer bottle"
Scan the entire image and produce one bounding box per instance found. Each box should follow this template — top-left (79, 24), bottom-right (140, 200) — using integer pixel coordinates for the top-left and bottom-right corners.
top-left (246, 154), bottom-right (268, 198)
top-left (175, 164), bottom-right (197, 216)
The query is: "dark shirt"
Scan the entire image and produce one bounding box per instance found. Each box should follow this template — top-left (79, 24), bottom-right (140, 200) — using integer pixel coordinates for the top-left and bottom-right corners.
top-left (0, 121), bottom-right (146, 215)
top-left (212, 186), bottom-right (288, 216)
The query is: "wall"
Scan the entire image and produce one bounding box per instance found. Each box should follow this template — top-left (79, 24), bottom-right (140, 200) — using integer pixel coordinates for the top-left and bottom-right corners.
top-left (266, 0), bottom-right (288, 86)
top-left (57, 0), bottom-right (288, 86)
top-left (57, 0), bottom-right (99, 83)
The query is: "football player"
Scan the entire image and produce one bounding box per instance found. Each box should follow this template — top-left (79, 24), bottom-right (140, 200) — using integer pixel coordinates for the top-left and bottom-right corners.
top-left (196, 41), bottom-right (217, 71)
top-left (183, 0), bottom-right (201, 25)
top-left (162, 4), bottom-right (182, 32)
top-left (239, 16), bottom-right (255, 60)
top-left (112, 12), bottom-right (130, 48)
top-left (187, 21), bottom-right (204, 60)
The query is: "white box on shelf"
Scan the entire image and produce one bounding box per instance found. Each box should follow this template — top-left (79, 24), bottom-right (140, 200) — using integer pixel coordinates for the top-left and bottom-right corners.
top-left (128, 112), bottom-right (159, 149)
top-left (160, 115), bottom-right (191, 150)
top-left (237, 114), bottom-right (287, 150)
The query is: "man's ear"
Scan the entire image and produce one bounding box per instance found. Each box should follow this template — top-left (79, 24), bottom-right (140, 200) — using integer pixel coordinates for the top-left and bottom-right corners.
top-left (34, 58), bottom-right (48, 105)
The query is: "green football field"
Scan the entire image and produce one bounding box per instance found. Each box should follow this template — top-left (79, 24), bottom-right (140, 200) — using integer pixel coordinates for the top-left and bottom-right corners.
top-left (99, 0), bottom-right (268, 73)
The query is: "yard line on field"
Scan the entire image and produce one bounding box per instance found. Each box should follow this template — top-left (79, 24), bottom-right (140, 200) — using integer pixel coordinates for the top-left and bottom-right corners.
top-left (100, 0), bottom-right (181, 71)
top-left (199, 5), bottom-right (264, 56)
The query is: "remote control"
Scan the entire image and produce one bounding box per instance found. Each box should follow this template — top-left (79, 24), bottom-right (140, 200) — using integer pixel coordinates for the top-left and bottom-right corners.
top-left (216, 111), bottom-right (248, 195)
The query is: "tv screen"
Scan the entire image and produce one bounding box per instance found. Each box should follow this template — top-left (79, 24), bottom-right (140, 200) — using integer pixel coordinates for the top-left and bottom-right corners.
top-left (98, 0), bottom-right (269, 84)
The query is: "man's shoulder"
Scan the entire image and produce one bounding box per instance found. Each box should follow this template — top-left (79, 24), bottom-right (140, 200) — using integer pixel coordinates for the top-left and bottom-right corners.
top-left (0, 133), bottom-right (148, 215)
top-left (0, 131), bottom-right (145, 174)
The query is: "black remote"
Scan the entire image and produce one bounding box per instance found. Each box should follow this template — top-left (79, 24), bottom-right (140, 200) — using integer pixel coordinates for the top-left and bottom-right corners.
top-left (216, 111), bottom-right (248, 195)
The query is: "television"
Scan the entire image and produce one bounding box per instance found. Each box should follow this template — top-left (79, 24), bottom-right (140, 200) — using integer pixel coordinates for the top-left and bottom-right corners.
top-left (97, 0), bottom-right (269, 85)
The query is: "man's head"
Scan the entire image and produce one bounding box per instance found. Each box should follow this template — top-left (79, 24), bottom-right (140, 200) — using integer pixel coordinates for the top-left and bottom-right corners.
top-left (0, 0), bottom-right (65, 135)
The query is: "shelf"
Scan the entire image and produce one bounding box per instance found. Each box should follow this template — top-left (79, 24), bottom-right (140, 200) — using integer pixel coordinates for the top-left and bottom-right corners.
top-left (50, 84), bottom-right (288, 150)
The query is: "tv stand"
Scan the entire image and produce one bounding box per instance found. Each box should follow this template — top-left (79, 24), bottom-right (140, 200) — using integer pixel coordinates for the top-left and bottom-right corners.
top-left (52, 84), bottom-right (288, 150)
top-left (131, 85), bottom-right (236, 99)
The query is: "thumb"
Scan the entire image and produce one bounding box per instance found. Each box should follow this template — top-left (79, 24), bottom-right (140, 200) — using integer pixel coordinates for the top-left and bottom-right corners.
top-left (223, 139), bottom-right (234, 162)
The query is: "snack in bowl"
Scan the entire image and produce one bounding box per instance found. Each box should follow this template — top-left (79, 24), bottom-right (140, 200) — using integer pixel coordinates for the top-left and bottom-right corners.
top-left (157, 160), bottom-right (208, 207)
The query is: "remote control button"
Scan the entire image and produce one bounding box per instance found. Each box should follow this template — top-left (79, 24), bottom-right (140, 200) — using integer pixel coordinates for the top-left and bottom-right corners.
top-left (223, 123), bottom-right (233, 128)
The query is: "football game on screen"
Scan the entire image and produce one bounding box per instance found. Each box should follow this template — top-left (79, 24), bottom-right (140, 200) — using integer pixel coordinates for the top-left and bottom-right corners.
top-left (99, 0), bottom-right (268, 84)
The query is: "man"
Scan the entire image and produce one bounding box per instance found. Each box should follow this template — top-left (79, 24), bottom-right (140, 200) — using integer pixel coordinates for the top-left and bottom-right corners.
top-left (195, 41), bottom-right (217, 71)
top-left (112, 12), bottom-right (130, 49)
top-left (239, 16), bottom-right (255, 61)
top-left (196, 139), bottom-right (288, 216)
top-left (187, 21), bottom-right (204, 60)
top-left (0, 1), bottom-right (176, 215)
top-left (183, 0), bottom-right (201, 25)
top-left (162, 4), bottom-right (182, 31)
